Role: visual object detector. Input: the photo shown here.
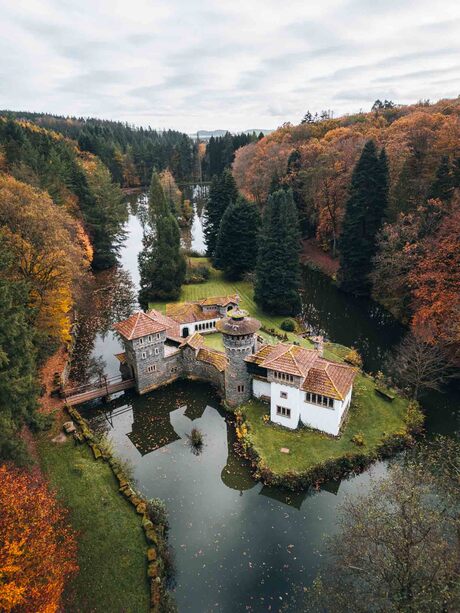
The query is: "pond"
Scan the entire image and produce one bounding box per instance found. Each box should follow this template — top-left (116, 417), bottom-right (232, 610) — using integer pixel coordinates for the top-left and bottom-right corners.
top-left (77, 190), bottom-right (458, 612)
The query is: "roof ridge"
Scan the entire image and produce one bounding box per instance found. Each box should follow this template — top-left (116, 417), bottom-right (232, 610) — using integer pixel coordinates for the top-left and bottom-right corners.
top-left (324, 363), bottom-right (341, 399)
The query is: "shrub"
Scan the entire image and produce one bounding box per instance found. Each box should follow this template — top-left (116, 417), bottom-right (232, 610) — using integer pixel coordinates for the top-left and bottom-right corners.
top-left (185, 263), bottom-right (211, 284)
top-left (351, 431), bottom-right (366, 446)
top-left (147, 498), bottom-right (169, 530)
top-left (280, 318), bottom-right (297, 332)
top-left (344, 347), bottom-right (363, 368)
top-left (188, 427), bottom-right (204, 450)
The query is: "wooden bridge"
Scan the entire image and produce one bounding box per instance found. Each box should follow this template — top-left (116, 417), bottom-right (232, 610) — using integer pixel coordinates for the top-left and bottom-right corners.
top-left (61, 375), bottom-right (135, 406)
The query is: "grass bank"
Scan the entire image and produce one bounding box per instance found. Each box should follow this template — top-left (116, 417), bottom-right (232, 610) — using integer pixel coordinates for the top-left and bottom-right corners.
top-left (37, 417), bottom-right (150, 613)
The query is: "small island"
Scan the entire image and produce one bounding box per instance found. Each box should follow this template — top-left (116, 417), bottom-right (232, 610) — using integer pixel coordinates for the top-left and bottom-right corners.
top-left (106, 277), bottom-right (421, 490)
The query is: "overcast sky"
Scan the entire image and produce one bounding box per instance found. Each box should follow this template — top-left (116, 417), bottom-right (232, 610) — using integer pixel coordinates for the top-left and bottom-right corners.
top-left (1, 0), bottom-right (459, 133)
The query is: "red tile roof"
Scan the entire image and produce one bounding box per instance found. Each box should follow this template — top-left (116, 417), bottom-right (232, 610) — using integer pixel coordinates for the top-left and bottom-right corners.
top-left (198, 294), bottom-right (239, 307)
top-left (247, 343), bottom-right (356, 400)
top-left (179, 332), bottom-right (206, 349)
top-left (113, 311), bottom-right (166, 340)
top-left (147, 309), bottom-right (182, 341)
top-left (166, 302), bottom-right (220, 324)
top-left (196, 348), bottom-right (227, 372)
top-left (301, 360), bottom-right (356, 400)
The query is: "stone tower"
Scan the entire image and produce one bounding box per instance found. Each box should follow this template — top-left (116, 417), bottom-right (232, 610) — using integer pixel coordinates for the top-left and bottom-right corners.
top-left (216, 308), bottom-right (261, 407)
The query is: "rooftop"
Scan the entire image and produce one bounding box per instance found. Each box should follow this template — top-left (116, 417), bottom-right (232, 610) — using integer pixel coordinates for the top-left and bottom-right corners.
top-left (215, 310), bottom-right (261, 336)
top-left (196, 347), bottom-right (227, 372)
top-left (113, 311), bottom-right (166, 340)
top-left (165, 294), bottom-right (239, 324)
top-left (246, 343), bottom-right (356, 400)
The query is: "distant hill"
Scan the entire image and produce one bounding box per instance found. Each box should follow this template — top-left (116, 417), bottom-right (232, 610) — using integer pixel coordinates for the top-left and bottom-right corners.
top-left (192, 128), bottom-right (273, 141)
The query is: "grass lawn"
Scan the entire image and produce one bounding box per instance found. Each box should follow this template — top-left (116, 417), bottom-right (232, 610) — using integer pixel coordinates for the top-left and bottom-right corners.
top-left (150, 258), bottom-right (313, 346)
top-left (240, 374), bottom-right (409, 475)
top-left (202, 331), bottom-right (225, 350)
top-left (37, 419), bottom-right (149, 613)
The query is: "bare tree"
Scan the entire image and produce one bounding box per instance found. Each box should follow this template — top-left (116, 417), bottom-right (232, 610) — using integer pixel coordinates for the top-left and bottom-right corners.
top-left (388, 331), bottom-right (455, 399)
top-left (306, 453), bottom-right (460, 613)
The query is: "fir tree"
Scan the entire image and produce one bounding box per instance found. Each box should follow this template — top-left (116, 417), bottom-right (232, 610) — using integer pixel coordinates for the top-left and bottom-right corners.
top-left (204, 169), bottom-right (238, 261)
top-left (214, 197), bottom-right (260, 280)
top-left (0, 234), bottom-right (38, 462)
top-left (338, 140), bottom-right (388, 295)
top-left (138, 171), bottom-right (186, 306)
top-left (254, 189), bottom-right (301, 315)
top-left (429, 155), bottom-right (453, 202)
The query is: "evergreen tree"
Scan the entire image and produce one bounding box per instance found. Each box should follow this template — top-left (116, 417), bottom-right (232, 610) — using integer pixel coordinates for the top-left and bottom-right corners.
top-left (429, 155), bottom-right (454, 202)
top-left (338, 140), bottom-right (388, 295)
top-left (254, 189), bottom-right (301, 315)
top-left (0, 234), bottom-right (38, 462)
top-left (214, 197), bottom-right (260, 279)
top-left (203, 169), bottom-right (238, 261)
top-left (138, 171), bottom-right (186, 306)
top-left (286, 149), bottom-right (308, 236)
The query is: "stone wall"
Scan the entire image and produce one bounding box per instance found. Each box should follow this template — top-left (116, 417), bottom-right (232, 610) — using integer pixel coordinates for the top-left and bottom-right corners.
top-left (180, 346), bottom-right (224, 393)
top-left (223, 334), bottom-right (255, 407)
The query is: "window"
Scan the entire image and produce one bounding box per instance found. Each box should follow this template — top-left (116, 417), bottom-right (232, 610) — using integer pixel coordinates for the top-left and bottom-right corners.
top-left (276, 406), bottom-right (291, 418)
top-left (138, 338), bottom-right (144, 345)
top-left (305, 392), bottom-right (334, 408)
top-left (237, 384), bottom-right (245, 393)
top-left (148, 335), bottom-right (152, 342)
top-left (154, 348), bottom-right (160, 355)
top-left (141, 352), bottom-right (147, 359)
top-left (280, 391), bottom-right (288, 399)
top-left (147, 365), bottom-right (156, 373)
top-left (171, 366), bottom-right (177, 373)
top-left (273, 371), bottom-right (294, 383)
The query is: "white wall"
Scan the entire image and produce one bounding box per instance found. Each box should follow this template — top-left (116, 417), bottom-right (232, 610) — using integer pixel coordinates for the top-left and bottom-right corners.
top-left (300, 387), bottom-right (352, 436)
top-left (252, 378), bottom-right (271, 399)
top-left (180, 319), bottom-right (218, 337)
top-left (270, 382), bottom-right (302, 429)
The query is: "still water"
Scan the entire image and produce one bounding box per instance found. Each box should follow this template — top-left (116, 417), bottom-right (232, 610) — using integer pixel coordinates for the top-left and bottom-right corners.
top-left (78, 191), bottom-right (458, 612)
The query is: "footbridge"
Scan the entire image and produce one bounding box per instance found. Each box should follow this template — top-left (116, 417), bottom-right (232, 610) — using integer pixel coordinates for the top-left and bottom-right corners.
top-left (61, 375), bottom-right (135, 406)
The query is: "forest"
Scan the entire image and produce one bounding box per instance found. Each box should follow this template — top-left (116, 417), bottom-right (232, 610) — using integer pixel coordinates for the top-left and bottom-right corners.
top-left (231, 97), bottom-right (460, 361)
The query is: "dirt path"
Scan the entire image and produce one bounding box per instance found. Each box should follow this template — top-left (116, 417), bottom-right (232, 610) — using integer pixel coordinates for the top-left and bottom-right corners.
top-left (300, 238), bottom-right (340, 277)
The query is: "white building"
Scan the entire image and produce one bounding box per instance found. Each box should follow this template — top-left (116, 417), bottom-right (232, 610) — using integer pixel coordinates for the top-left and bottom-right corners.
top-left (246, 343), bottom-right (356, 436)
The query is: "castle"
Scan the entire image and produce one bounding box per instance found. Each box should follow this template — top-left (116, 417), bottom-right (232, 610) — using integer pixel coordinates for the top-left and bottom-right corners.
top-left (113, 295), bottom-right (356, 436)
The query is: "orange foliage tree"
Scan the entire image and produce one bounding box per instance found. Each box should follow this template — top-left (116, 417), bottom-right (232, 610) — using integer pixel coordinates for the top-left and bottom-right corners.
top-left (0, 175), bottom-right (90, 343)
top-left (409, 197), bottom-right (460, 352)
top-left (0, 464), bottom-right (78, 612)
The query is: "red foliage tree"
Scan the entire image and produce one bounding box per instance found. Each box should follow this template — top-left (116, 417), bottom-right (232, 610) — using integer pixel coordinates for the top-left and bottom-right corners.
top-left (0, 464), bottom-right (78, 612)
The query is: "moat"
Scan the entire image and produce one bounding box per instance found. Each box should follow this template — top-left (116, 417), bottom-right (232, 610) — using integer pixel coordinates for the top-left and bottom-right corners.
top-left (77, 191), bottom-right (459, 612)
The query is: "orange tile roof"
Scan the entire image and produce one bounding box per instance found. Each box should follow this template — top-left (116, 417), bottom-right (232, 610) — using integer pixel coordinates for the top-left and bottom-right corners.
top-left (166, 302), bottom-right (220, 324)
top-left (247, 342), bottom-right (356, 400)
top-left (196, 348), bottom-right (227, 372)
top-left (147, 309), bottom-right (181, 341)
top-left (198, 294), bottom-right (239, 307)
top-left (114, 352), bottom-right (127, 364)
top-left (179, 332), bottom-right (206, 349)
top-left (247, 343), bottom-right (318, 377)
top-left (113, 311), bottom-right (166, 340)
top-left (301, 360), bottom-right (356, 400)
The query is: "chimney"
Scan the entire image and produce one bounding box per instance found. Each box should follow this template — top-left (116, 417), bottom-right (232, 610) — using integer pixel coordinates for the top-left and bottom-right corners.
top-left (312, 335), bottom-right (324, 357)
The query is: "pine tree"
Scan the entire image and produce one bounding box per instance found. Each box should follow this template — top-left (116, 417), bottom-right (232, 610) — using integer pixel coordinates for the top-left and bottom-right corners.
top-left (214, 197), bottom-right (260, 280)
top-left (138, 171), bottom-right (186, 306)
top-left (338, 140), bottom-right (388, 295)
top-left (254, 189), bottom-right (301, 315)
top-left (204, 169), bottom-right (238, 261)
top-left (0, 234), bottom-right (38, 462)
top-left (429, 156), bottom-right (453, 202)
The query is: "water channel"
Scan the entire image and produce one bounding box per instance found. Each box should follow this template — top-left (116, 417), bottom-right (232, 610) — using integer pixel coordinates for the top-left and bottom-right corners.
top-left (75, 190), bottom-right (458, 612)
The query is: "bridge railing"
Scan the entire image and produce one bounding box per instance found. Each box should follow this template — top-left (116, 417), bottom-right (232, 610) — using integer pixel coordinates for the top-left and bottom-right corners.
top-left (61, 374), bottom-right (131, 399)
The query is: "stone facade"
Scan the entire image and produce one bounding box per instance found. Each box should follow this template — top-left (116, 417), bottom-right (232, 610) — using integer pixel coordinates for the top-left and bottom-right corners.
top-left (222, 333), bottom-right (256, 407)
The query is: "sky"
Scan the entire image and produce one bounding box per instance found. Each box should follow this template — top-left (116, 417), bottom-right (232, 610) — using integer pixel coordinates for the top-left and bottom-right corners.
top-left (1, 0), bottom-right (460, 133)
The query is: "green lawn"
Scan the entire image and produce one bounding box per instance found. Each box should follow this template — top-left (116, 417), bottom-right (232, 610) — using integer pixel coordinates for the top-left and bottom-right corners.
top-left (240, 374), bottom-right (409, 475)
top-left (202, 332), bottom-right (225, 350)
top-left (150, 258), bottom-right (313, 346)
top-left (37, 422), bottom-right (149, 613)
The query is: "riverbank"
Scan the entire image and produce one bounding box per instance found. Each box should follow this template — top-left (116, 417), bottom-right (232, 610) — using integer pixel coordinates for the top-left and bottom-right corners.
top-left (36, 409), bottom-right (151, 612)
top-left (33, 346), bottom-right (151, 612)
top-left (300, 238), bottom-right (339, 277)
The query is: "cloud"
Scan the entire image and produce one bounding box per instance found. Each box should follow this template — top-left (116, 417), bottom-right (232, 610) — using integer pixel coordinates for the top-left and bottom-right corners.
top-left (0, 0), bottom-right (460, 132)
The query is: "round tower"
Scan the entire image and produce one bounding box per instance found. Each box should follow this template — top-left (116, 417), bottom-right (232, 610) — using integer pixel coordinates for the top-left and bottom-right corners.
top-left (216, 308), bottom-right (261, 407)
